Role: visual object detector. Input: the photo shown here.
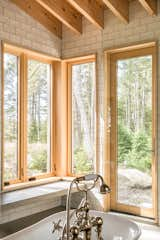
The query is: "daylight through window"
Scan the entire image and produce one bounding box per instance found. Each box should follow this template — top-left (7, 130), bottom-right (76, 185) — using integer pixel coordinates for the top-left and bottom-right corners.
top-left (70, 60), bottom-right (96, 174)
top-left (2, 45), bottom-right (54, 187)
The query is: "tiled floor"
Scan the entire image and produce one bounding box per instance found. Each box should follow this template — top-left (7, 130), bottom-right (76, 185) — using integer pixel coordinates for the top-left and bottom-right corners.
top-left (139, 223), bottom-right (160, 240)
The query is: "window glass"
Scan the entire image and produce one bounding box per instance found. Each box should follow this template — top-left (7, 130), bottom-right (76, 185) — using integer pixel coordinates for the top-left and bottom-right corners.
top-left (27, 59), bottom-right (51, 176)
top-left (4, 53), bottom-right (19, 181)
top-left (117, 56), bottom-right (153, 208)
top-left (71, 62), bottom-right (96, 174)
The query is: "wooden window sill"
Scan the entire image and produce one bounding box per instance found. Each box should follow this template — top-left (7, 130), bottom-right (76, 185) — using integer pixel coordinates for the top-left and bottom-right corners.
top-left (2, 177), bottom-right (62, 193)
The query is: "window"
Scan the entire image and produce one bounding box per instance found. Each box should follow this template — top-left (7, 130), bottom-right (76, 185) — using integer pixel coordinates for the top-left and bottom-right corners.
top-left (2, 44), bottom-right (55, 187)
top-left (3, 53), bottom-right (19, 182)
top-left (105, 42), bottom-right (157, 219)
top-left (2, 46), bottom-right (96, 188)
top-left (27, 59), bottom-right (51, 177)
top-left (68, 57), bottom-right (96, 175)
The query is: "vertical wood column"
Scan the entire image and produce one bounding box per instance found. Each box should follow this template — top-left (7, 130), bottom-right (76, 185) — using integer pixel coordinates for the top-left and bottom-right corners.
top-left (54, 61), bottom-right (68, 176)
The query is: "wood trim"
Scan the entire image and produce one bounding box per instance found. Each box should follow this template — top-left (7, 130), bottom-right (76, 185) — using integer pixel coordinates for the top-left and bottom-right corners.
top-left (103, 0), bottom-right (129, 23)
top-left (3, 176), bottom-right (61, 193)
top-left (51, 62), bottom-right (55, 175)
top-left (35, 0), bottom-right (82, 34)
top-left (1, 42), bottom-right (4, 191)
top-left (95, 54), bottom-right (98, 174)
top-left (103, 51), bottom-right (111, 211)
top-left (104, 41), bottom-right (156, 54)
top-left (3, 41), bottom-right (61, 62)
top-left (10, 0), bottom-right (62, 38)
top-left (18, 53), bottom-right (23, 182)
top-left (67, 0), bottom-right (104, 29)
top-left (66, 55), bottom-right (96, 176)
top-left (62, 54), bottom-right (96, 63)
top-left (110, 46), bottom-right (155, 60)
top-left (54, 61), bottom-right (68, 176)
top-left (138, 0), bottom-right (157, 16)
top-left (152, 43), bottom-right (158, 223)
top-left (113, 203), bottom-right (154, 218)
top-left (110, 57), bottom-right (117, 211)
top-left (22, 53), bottom-right (27, 182)
top-left (67, 62), bottom-right (72, 176)
top-left (104, 42), bottom-right (158, 220)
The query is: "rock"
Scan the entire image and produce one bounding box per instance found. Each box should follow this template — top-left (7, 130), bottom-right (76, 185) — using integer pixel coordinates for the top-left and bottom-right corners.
top-left (118, 168), bottom-right (152, 189)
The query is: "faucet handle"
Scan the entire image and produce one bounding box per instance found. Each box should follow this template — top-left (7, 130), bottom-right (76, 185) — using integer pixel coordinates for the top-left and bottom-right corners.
top-left (70, 226), bottom-right (82, 240)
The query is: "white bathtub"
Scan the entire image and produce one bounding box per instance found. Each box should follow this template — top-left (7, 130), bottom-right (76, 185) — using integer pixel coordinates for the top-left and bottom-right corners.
top-left (2, 211), bottom-right (141, 240)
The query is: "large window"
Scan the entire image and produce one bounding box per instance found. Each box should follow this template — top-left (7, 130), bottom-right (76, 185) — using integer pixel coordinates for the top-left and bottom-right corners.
top-left (2, 46), bottom-right (96, 188)
top-left (2, 44), bottom-right (54, 187)
top-left (106, 43), bottom-right (157, 219)
top-left (68, 58), bottom-right (96, 175)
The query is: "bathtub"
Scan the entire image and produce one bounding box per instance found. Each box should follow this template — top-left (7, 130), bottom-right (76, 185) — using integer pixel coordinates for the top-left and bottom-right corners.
top-left (2, 210), bottom-right (141, 240)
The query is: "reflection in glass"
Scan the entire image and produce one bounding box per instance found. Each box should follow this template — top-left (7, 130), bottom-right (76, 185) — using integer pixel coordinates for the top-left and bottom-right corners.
top-left (27, 59), bottom-right (51, 176)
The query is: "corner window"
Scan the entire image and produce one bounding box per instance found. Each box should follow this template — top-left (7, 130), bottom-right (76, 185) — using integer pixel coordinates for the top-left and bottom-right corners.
top-left (27, 59), bottom-right (51, 177)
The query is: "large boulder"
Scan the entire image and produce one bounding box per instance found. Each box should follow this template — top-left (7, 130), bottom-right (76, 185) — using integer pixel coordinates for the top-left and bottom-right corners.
top-left (118, 168), bottom-right (152, 189)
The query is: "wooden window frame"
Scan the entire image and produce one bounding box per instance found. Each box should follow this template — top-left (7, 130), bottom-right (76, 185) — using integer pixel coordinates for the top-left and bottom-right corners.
top-left (104, 41), bottom-right (158, 221)
top-left (65, 55), bottom-right (97, 176)
top-left (1, 42), bottom-right (59, 190)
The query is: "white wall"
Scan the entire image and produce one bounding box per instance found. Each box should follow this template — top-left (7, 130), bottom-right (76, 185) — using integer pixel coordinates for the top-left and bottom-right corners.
top-left (62, 0), bottom-right (160, 223)
top-left (0, 0), bottom-right (61, 222)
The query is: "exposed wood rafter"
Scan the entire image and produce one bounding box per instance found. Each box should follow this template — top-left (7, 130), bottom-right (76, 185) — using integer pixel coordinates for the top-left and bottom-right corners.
top-left (67, 0), bottom-right (104, 29)
top-left (10, 0), bottom-right (62, 38)
top-left (35, 0), bottom-right (82, 34)
top-left (138, 0), bottom-right (157, 15)
top-left (103, 0), bottom-right (129, 23)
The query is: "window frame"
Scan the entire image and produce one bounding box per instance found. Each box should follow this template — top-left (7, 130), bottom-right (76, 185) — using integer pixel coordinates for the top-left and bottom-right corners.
top-left (66, 55), bottom-right (97, 176)
top-left (104, 42), bottom-right (158, 221)
top-left (1, 43), bottom-right (57, 189)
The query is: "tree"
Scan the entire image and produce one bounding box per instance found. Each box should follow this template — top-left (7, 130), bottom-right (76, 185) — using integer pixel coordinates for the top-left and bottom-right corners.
top-left (117, 55), bottom-right (152, 172)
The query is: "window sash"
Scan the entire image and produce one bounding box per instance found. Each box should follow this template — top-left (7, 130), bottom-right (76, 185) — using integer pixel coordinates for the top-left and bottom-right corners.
top-left (2, 46), bottom-right (55, 188)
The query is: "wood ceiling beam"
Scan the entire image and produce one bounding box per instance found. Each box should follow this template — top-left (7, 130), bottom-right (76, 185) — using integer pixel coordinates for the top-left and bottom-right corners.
top-left (67, 0), bottom-right (104, 29)
top-left (35, 0), bottom-right (82, 34)
top-left (103, 0), bottom-right (129, 23)
top-left (138, 0), bottom-right (157, 15)
top-left (10, 0), bottom-right (62, 38)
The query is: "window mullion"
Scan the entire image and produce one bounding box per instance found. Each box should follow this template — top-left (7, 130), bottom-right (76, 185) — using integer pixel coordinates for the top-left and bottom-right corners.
top-left (51, 62), bottom-right (55, 176)
top-left (19, 53), bottom-right (28, 182)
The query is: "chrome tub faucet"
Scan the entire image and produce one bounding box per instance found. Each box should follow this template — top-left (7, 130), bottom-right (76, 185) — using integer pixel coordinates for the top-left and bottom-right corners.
top-left (61, 174), bottom-right (111, 240)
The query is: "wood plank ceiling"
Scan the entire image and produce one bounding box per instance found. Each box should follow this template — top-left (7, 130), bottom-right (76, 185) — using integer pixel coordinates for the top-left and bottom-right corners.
top-left (10, 0), bottom-right (157, 39)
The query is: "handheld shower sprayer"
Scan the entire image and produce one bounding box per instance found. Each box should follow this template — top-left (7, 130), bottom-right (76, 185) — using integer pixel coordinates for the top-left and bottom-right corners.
top-left (75, 174), bottom-right (111, 194)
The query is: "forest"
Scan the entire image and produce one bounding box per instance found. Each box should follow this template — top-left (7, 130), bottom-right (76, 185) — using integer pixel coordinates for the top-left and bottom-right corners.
top-left (72, 62), bottom-right (96, 174)
top-left (3, 53), bottom-right (152, 181)
top-left (4, 54), bottom-right (50, 180)
top-left (117, 55), bottom-right (152, 173)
